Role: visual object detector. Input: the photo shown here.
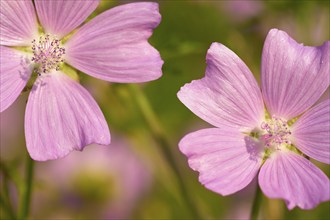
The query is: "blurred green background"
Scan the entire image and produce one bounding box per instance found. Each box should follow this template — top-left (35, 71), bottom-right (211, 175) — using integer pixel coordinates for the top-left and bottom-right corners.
top-left (1, 0), bottom-right (329, 219)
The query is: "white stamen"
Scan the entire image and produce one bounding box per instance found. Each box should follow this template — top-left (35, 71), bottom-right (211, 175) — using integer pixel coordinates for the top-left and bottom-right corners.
top-left (31, 34), bottom-right (65, 75)
top-left (260, 115), bottom-right (291, 149)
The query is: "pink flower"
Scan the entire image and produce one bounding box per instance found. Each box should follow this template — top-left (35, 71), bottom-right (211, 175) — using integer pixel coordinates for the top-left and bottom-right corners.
top-left (0, 1), bottom-right (163, 161)
top-left (178, 29), bottom-right (329, 210)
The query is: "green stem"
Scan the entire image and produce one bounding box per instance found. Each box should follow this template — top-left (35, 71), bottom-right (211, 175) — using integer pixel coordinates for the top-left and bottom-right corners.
top-left (250, 184), bottom-right (263, 220)
top-left (19, 155), bottom-right (34, 220)
top-left (128, 84), bottom-right (202, 219)
top-left (0, 160), bottom-right (22, 188)
top-left (0, 177), bottom-right (16, 219)
top-left (0, 194), bottom-right (16, 220)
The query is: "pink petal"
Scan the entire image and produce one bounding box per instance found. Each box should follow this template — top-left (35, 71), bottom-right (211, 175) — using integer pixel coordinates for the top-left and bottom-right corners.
top-left (291, 100), bottom-right (330, 164)
top-left (0, 46), bottom-right (32, 112)
top-left (0, 0), bottom-right (38, 46)
top-left (25, 71), bottom-right (110, 161)
top-left (314, 87), bottom-right (329, 106)
top-left (34, 0), bottom-right (99, 38)
top-left (259, 151), bottom-right (330, 210)
top-left (65, 2), bottom-right (163, 83)
top-left (177, 43), bottom-right (264, 131)
top-left (179, 128), bottom-right (263, 196)
top-left (261, 29), bottom-right (330, 120)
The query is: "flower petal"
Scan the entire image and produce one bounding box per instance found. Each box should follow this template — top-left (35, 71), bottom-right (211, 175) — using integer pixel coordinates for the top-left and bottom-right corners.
top-left (0, 0), bottom-right (38, 46)
top-left (259, 151), bottom-right (330, 210)
top-left (177, 43), bottom-right (264, 131)
top-left (65, 2), bottom-right (163, 83)
top-left (179, 128), bottom-right (263, 196)
top-left (34, 0), bottom-right (99, 38)
top-left (25, 71), bottom-right (110, 161)
top-left (0, 46), bottom-right (32, 112)
top-left (261, 29), bottom-right (330, 119)
top-left (291, 99), bottom-right (330, 164)
top-left (314, 87), bottom-right (329, 106)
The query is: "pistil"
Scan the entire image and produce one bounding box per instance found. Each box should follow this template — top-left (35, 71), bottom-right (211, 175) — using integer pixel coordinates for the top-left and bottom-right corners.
top-left (260, 115), bottom-right (291, 149)
top-left (31, 34), bottom-right (65, 75)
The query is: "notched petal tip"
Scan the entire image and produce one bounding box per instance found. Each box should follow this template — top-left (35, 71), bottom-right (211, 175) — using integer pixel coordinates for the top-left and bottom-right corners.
top-left (25, 72), bottom-right (110, 161)
top-left (206, 42), bottom-right (229, 62)
top-left (143, 2), bottom-right (161, 25)
top-left (178, 42), bottom-right (264, 129)
top-left (261, 28), bottom-right (330, 119)
top-left (266, 28), bottom-right (299, 46)
top-left (179, 128), bottom-right (262, 196)
top-left (64, 2), bottom-right (163, 83)
top-left (207, 42), bottom-right (223, 53)
top-left (259, 151), bottom-right (330, 210)
top-left (267, 28), bottom-right (284, 38)
top-left (177, 79), bottom-right (203, 100)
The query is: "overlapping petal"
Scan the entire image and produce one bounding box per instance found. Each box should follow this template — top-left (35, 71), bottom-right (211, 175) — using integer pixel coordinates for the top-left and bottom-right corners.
top-left (179, 128), bottom-right (263, 195)
top-left (34, 0), bottom-right (99, 39)
top-left (25, 71), bottom-right (110, 161)
top-left (65, 2), bottom-right (163, 83)
top-left (314, 87), bottom-right (329, 106)
top-left (259, 151), bottom-right (330, 210)
top-left (261, 29), bottom-right (330, 120)
top-left (178, 43), bottom-right (264, 131)
top-left (291, 99), bottom-right (330, 164)
top-left (0, 46), bottom-right (33, 112)
top-left (0, 0), bottom-right (38, 46)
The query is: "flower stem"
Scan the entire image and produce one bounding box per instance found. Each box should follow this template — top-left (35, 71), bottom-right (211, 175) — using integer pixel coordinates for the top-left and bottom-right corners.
top-left (128, 84), bottom-right (202, 219)
top-left (0, 179), bottom-right (16, 219)
top-left (19, 154), bottom-right (34, 220)
top-left (250, 184), bottom-right (263, 220)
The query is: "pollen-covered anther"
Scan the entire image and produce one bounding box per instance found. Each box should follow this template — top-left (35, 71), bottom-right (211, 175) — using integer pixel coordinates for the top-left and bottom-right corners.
top-left (31, 34), bottom-right (65, 75)
top-left (260, 115), bottom-right (292, 149)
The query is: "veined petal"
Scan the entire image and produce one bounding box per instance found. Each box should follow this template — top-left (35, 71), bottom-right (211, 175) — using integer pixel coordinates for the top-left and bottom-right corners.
top-left (35, 0), bottom-right (99, 39)
top-left (291, 100), bottom-right (330, 164)
top-left (25, 71), bottom-right (110, 161)
top-left (314, 87), bottom-right (329, 106)
top-left (259, 151), bottom-right (330, 210)
top-left (179, 128), bottom-right (263, 196)
top-left (65, 2), bottom-right (163, 83)
top-left (178, 43), bottom-right (264, 131)
top-left (261, 29), bottom-right (330, 120)
top-left (0, 46), bottom-right (32, 112)
top-left (0, 0), bottom-right (38, 46)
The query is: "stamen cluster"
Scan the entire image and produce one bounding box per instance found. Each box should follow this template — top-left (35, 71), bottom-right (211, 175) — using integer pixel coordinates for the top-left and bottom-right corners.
top-left (260, 116), bottom-right (291, 149)
top-left (31, 34), bottom-right (65, 75)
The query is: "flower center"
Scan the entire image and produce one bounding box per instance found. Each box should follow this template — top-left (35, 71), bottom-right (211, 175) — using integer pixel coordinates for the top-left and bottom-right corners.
top-left (31, 34), bottom-right (65, 75)
top-left (260, 116), bottom-right (291, 149)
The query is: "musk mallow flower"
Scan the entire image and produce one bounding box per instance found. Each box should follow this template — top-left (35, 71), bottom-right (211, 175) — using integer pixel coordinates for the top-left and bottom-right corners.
top-left (177, 29), bottom-right (329, 210)
top-left (0, 1), bottom-right (163, 161)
